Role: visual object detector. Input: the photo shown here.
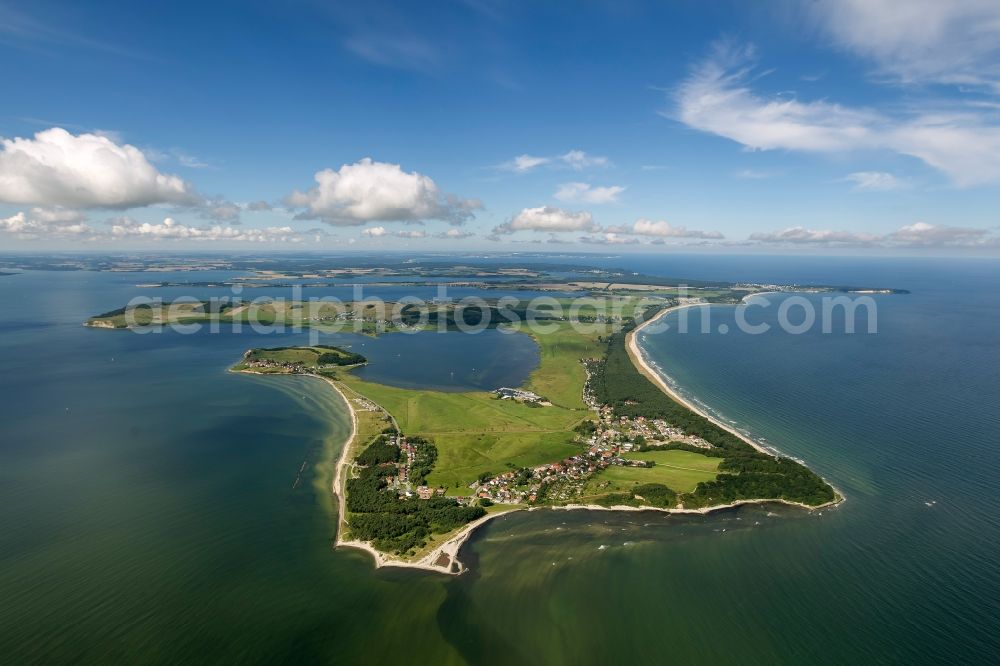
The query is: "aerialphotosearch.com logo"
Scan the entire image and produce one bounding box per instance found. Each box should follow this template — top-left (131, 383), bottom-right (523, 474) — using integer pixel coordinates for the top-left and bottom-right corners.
top-left (118, 284), bottom-right (878, 342)
top-left (644, 293), bottom-right (878, 336)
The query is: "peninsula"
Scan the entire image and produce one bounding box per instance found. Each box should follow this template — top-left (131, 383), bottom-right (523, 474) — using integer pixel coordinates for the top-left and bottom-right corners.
top-left (221, 299), bottom-right (840, 574)
top-left (86, 276), bottom-right (857, 574)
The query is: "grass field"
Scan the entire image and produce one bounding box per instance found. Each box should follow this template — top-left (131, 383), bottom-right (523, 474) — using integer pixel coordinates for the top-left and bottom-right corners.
top-left (345, 399), bottom-right (391, 453)
top-left (579, 450), bottom-right (722, 497)
top-left (336, 320), bottom-right (615, 491)
top-left (335, 375), bottom-right (589, 491)
top-left (523, 322), bottom-right (606, 409)
top-left (249, 347), bottom-right (324, 365)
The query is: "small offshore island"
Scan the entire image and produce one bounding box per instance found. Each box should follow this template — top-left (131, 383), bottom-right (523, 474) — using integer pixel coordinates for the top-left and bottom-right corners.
top-left (85, 275), bottom-right (857, 575)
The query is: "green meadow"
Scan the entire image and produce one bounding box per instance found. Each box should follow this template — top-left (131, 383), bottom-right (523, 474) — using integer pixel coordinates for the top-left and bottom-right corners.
top-left (579, 450), bottom-right (722, 497)
top-left (337, 321), bottom-right (609, 491)
top-left (232, 345), bottom-right (365, 372)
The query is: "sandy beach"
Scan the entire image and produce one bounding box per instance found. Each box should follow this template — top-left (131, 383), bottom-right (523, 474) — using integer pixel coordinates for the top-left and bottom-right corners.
top-left (556, 495), bottom-right (839, 516)
top-left (234, 368), bottom-right (491, 575)
top-left (315, 375), bottom-right (519, 575)
top-left (625, 303), bottom-right (774, 457)
top-left (626, 303), bottom-right (843, 506)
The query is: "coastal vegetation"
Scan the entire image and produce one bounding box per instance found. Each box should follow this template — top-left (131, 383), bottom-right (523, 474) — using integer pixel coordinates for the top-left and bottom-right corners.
top-left (593, 483), bottom-right (677, 508)
top-left (344, 435), bottom-right (485, 555)
top-left (589, 319), bottom-right (836, 507)
top-left (231, 345), bottom-right (366, 376)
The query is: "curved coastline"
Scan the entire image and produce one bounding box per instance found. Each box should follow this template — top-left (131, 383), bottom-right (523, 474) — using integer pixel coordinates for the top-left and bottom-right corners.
top-left (626, 303), bottom-right (844, 509)
top-left (233, 369), bottom-right (515, 575)
top-left (237, 304), bottom-right (842, 576)
top-left (322, 376), bottom-right (517, 575)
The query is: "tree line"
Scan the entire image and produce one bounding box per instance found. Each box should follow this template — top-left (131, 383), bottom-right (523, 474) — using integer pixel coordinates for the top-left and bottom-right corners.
top-left (589, 319), bottom-right (835, 507)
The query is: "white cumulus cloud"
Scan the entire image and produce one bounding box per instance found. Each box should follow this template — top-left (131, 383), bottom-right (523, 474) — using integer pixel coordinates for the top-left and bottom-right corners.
top-left (493, 206), bottom-right (599, 234)
top-left (26, 206), bottom-right (87, 225)
top-left (0, 128), bottom-right (197, 208)
top-left (109, 217), bottom-right (312, 243)
top-left (554, 182), bottom-right (625, 204)
top-left (626, 218), bottom-right (724, 239)
top-left (436, 228), bottom-right (474, 239)
top-left (884, 222), bottom-right (991, 246)
top-left (0, 208), bottom-right (92, 239)
top-left (286, 158), bottom-right (481, 225)
top-left (361, 226), bottom-right (388, 237)
top-left (579, 232), bottom-right (639, 245)
top-left (750, 222), bottom-right (995, 248)
top-left (749, 227), bottom-right (879, 245)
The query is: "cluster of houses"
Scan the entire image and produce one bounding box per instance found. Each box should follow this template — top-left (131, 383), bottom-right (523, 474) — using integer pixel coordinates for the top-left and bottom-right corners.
top-left (598, 406), bottom-right (713, 450)
top-left (242, 358), bottom-right (309, 373)
top-left (732, 282), bottom-right (795, 292)
top-left (306, 309), bottom-right (364, 323)
top-left (415, 485), bottom-right (446, 500)
top-left (304, 308), bottom-right (409, 333)
top-left (582, 361), bottom-right (711, 449)
top-left (466, 367), bottom-right (712, 506)
top-left (380, 434), bottom-right (413, 487)
top-left (379, 434), bottom-right (450, 501)
top-left (468, 445), bottom-right (652, 505)
top-left (351, 396), bottom-right (380, 412)
top-left (360, 361), bottom-right (711, 508)
top-left (494, 387), bottom-right (546, 404)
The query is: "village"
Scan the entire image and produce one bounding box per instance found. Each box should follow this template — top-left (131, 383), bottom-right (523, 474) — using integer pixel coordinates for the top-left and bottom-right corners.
top-left (459, 361), bottom-right (716, 504)
top-left (466, 403), bottom-right (714, 505)
top-left (343, 351), bottom-right (716, 508)
top-left (360, 381), bottom-right (713, 507)
top-left (306, 308), bottom-right (399, 330)
top-left (241, 357), bottom-right (312, 373)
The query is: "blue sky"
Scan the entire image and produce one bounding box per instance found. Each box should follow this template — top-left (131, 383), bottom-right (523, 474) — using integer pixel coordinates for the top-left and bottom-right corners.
top-left (1, 0), bottom-right (999, 254)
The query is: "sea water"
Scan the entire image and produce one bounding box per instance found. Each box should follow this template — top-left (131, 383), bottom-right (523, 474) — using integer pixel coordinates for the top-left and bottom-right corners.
top-left (1, 257), bottom-right (997, 663)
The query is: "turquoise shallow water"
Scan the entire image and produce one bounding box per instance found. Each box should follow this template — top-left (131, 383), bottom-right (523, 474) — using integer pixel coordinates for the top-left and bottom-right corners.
top-left (1, 258), bottom-right (998, 664)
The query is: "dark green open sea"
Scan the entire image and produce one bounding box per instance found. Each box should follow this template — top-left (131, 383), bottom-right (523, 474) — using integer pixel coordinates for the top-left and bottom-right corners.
top-left (1, 256), bottom-right (998, 664)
